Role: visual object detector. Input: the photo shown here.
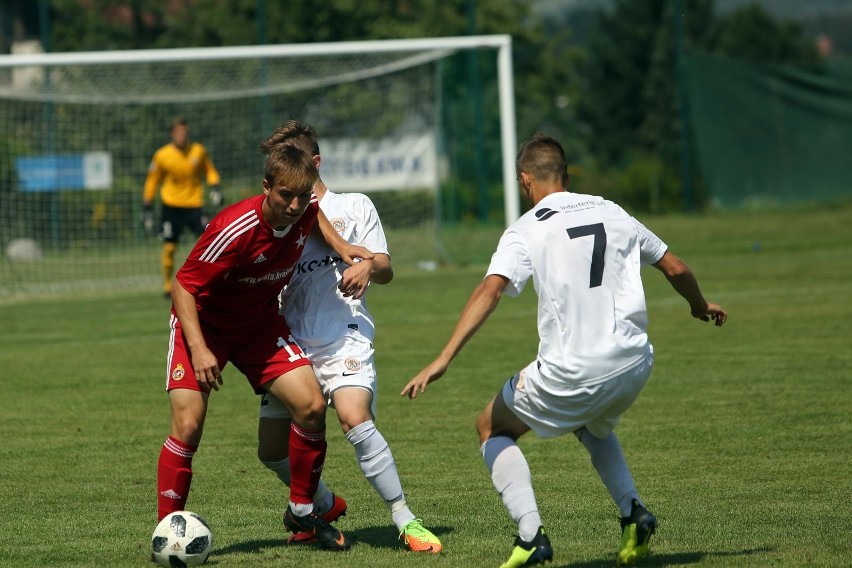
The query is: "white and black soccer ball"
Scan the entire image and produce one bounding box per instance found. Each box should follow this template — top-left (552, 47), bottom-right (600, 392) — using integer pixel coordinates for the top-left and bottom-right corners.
top-left (151, 511), bottom-right (213, 567)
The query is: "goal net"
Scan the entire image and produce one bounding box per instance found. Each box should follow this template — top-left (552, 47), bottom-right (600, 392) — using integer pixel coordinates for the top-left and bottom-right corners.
top-left (0, 36), bottom-right (517, 299)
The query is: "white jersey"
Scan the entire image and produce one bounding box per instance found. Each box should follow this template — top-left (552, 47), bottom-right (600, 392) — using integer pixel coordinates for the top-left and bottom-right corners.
top-left (487, 192), bottom-right (667, 390)
top-left (281, 190), bottom-right (389, 347)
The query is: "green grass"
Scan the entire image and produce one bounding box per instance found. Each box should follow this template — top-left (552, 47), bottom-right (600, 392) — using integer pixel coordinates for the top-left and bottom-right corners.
top-left (1, 204), bottom-right (851, 567)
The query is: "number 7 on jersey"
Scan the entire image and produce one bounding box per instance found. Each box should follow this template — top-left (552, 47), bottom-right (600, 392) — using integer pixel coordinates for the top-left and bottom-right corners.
top-left (566, 223), bottom-right (607, 288)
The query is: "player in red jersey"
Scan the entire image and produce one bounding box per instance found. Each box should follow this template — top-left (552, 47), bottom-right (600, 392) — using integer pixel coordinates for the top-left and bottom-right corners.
top-left (156, 144), bottom-right (371, 551)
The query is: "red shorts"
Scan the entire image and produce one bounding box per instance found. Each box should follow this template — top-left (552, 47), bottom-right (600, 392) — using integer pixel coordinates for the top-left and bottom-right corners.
top-left (165, 313), bottom-right (312, 393)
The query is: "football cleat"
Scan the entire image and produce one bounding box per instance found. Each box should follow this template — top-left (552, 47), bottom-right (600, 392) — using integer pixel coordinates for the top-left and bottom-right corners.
top-left (283, 506), bottom-right (350, 551)
top-left (499, 526), bottom-right (553, 568)
top-left (286, 494), bottom-right (348, 545)
top-left (399, 518), bottom-right (442, 553)
top-left (286, 531), bottom-right (318, 546)
top-left (319, 493), bottom-right (347, 523)
top-left (616, 499), bottom-right (657, 566)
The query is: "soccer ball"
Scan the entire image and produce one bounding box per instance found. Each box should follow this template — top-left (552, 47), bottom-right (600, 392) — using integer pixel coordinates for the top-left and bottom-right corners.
top-left (151, 511), bottom-right (213, 567)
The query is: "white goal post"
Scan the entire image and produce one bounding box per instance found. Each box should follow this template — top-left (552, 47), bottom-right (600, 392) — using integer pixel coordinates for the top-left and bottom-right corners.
top-left (0, 35), bottom-right (518, 298)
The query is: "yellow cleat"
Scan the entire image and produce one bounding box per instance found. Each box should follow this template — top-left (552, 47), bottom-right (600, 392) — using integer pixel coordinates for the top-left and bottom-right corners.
top-left (499, 527), bottom-right (552, 568)
top-left (616, 499), bottom-right (657, 566)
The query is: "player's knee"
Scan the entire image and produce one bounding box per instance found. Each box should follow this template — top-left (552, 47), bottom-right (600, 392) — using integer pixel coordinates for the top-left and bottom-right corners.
top-left (292, 400), bottom-right (327, 430)
top-left (171, 416), bottom-right (204, 445)
top-left (337, 411), bottom-right (373, 434)
top-left (475, 411), bottom-right (493, 444)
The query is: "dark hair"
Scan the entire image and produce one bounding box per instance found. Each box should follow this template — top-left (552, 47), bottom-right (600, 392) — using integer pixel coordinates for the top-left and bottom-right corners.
top-left (516, 132), bottom-right (568, 186)
top-left (170, 117), bottom-right (188, 131)
top-left (263, 144), bottom-right (318, 190)
top-left (260, 119), bottom-right (320, 157)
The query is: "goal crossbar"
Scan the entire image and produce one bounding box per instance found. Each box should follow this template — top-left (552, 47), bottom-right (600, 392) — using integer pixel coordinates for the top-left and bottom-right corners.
top-left (0, 35), bottom-right (520, 225)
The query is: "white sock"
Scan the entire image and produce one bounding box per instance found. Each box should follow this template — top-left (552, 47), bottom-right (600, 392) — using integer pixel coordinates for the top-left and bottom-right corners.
top-left (482, 436), bottom-right (541, 542)
top-left (261, 457), bottom-right (334, 514)
top-left (288, 501), bottom-right (314, 516)
top-left (346, 420), bottom-right (415, 530)
top-left (576, 427), bottom-right (640, 517)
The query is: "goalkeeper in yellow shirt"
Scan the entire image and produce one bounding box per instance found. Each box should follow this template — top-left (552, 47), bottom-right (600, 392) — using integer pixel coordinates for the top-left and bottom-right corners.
top-left (143, 117), bottom-right (222, 297)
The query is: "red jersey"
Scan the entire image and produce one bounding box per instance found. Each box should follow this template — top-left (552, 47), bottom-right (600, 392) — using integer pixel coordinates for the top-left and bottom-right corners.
top-left (175, 193), bottom-right (318, 332)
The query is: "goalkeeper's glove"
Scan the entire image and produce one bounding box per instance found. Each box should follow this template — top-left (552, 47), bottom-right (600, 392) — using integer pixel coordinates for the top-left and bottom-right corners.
top-left (209, 186), bottom-right (224, 208)
top-left (142, 202), bottom-right (154, 233)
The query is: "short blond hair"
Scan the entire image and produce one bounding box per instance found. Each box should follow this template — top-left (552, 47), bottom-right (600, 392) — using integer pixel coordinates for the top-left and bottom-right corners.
top-left (263, 144), bottom-right (318, 190)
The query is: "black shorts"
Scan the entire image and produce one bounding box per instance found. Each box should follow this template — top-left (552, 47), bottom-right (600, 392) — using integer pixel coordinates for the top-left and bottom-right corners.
top-left (160, 205), bottom-right (206, 243)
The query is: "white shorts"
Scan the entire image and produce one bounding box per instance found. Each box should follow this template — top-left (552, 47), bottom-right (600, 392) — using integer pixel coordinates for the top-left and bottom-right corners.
top-left (259, 332), bottom-right (377, 419)
top-left (501, 350), bottom-right (654, 439)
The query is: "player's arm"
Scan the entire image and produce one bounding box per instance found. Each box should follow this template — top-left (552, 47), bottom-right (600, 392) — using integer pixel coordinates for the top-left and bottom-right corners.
top-left (338, 253), bottom-right (392, 299)
top-left (401, 274), bottom-right (508, 399)
top-left (141, 157), bottom-right (163, 232)
top-left (170, 279), bottom-right (224, 391)
top-left (365, 253), bottom-right (393, 284)
top-left (203, 148), bottom-right (223, 206)
top-left (203, 150), bottom-right (221, 187)
top-left (312, 209), bottom-right (374, 263)
top-left (338, 196), bottom-right (393, 296)
top-left (652, 251), bottom-right (727, 326)
top-left (142, 156), bottom-right (164, 207)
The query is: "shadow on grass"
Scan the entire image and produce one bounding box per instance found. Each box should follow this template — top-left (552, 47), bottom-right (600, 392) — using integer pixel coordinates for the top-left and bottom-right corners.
top-left (554, 546), bottom-right (773, 567)
top-left (210, 524), bottom-right (454, 556)
top-left (344, 523), bottom-right (454, 550)
top-left (213, 538), bottom-right (285, 556)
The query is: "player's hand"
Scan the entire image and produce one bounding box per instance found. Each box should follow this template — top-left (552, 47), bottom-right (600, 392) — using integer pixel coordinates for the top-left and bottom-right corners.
top-left (692, 302), bottom-right (727, 327)
top-left (401, 358), bottom-right (449, 399)
top-left (338, 243), bottom-right (374, 266)
top-left (209, 186), bottom-right (224, 208)
top-left (191, 347), bottom-right (224, 392)
top-left (339, 259), bottom-right (373, 299)
top-left (142, 203), bottom-right (154, 234)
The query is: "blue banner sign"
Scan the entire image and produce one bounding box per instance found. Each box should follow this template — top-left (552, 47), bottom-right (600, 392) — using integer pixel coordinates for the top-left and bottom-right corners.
top-left (16, 152), bottom-right (112, 192)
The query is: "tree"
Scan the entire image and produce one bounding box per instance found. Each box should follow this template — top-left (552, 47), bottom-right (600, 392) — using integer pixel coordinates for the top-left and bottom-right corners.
top-left (711, 4), bottom-right (821, 69)
top-left (575, 0), bottom-right (821, 211)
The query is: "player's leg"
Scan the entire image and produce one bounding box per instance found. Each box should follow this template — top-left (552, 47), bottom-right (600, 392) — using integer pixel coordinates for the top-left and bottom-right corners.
top-left (333, 387), bottom-right (442, 553)
top-left (257, 393), bottom-right (340, 522)
top-left (334, 388), bottom-right (405, 518)
top-left (157, 315), bottom-right (213, 521)
top-left (237, 324), bottom-right (348, 550)
top-left (578, 354), bottom-right (655, 565)
top-left (157, 388), bottom-right (208, 521)
top-left (575, 428), bottom-right (640, 517)
top-left (188, 207), bottom-right (206, 237)
top-left (264, 366), bottom-right (327, 511)
top-left (480, 375), bottom-right (552, 568)
top-left (159, 205), bottom-right (178, 298)
top-left (264, 366), bottom-right (350, 551)
top-left (575, 427), bottom-right (656, 566)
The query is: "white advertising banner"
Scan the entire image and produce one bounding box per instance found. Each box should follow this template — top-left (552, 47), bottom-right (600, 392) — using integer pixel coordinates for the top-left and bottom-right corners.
top-left (319, 133), bottom-right (437, 192)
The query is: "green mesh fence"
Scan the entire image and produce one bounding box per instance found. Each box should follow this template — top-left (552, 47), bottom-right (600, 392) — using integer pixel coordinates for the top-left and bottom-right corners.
top-left (684, 51), bottom-right (852, 208)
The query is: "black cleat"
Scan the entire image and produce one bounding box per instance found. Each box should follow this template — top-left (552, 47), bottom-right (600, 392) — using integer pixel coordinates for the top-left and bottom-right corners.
top-left (283, 506), bottom-right (351, 551)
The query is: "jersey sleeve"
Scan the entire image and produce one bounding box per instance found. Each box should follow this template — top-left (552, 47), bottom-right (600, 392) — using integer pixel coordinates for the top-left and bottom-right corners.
top-left (486, 228), bottom-right (532, 298)
top-left (354, 194), bottom-right (389, 255)
top-left (201, 145), bottom-right (221, 186)
top-left (142, 151), bottom-right (164, 202)
top-left (175, 222), bottom-right (241, 295)
top-left (606, 200), bottom-right (667, 265)
top-left (630, 216), bottom-right (667, 265)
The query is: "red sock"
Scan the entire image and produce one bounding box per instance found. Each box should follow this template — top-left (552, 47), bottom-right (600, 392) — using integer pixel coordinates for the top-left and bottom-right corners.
top-left (288, 423), bottom-right (327, 506)
top-left (157, 436), bottom-right (197, 521)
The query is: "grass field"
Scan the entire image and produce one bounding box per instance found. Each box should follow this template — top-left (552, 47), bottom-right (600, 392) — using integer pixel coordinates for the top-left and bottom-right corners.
top-left (1, 204), bottom-right (851, 567)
